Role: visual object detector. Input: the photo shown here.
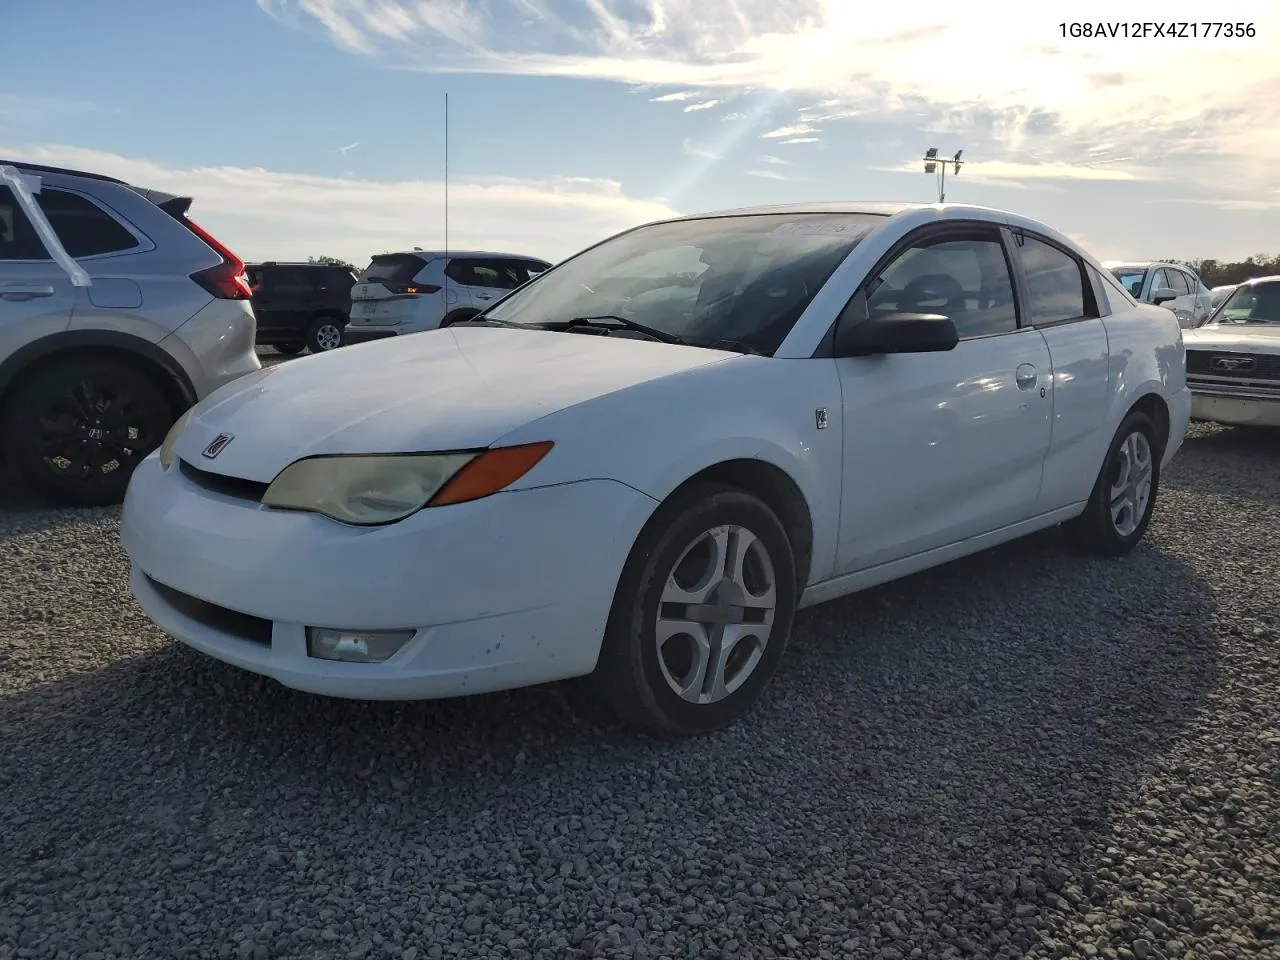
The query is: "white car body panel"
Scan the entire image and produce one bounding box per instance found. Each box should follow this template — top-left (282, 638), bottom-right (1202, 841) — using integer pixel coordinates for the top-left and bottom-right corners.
top-left (120, 201), bottom-right (1192, 703)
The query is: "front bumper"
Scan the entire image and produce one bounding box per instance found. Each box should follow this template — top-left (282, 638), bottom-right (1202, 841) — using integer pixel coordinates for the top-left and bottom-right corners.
top-left (120, 453), bottom-right (658, 699)
top-left (1189, 384), bottom-right (1280, 428)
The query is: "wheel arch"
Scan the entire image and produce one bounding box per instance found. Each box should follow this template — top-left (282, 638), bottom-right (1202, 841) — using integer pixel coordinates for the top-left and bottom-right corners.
top-left (1127, 391), bottom-right (1171, 458)
top-left (0, 331), bottom-right (197, 429)
top-left (659, 457), bottom-right (815, 590)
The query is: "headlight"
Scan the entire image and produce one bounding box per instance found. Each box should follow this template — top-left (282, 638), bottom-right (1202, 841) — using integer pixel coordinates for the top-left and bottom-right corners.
top-left (261, 441), bottom-right (553, 525)
top-left (159, 407), bottom-right (195, 470)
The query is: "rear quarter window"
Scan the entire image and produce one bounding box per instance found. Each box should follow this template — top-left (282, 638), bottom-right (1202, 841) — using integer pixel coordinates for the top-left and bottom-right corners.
top-left (361, 253), bottom-right (428, 283)
top-left (36, 188), bottom-right (140, 258)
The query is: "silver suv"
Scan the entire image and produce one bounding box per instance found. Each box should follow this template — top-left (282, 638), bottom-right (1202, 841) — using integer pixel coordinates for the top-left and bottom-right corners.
top-left (0, 160), bottom-right (259, 505)
top-left (344, 250), bottom-right (552, 345)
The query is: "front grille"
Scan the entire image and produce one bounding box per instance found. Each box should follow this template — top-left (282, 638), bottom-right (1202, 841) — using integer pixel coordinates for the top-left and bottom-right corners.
top-left (179, 459), bottom-right (268, 502)
top-left (1186, 349), bottom-right (1280, 381)
top-left (146, 576), bottom-right (273, 646)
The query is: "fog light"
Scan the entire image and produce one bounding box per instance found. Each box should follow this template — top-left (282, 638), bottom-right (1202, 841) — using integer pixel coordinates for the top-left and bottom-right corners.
top-left (306, 628), bottom-right (416, 663)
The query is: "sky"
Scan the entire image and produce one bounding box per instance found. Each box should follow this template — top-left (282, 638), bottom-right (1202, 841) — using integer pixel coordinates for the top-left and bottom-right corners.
top-left (2, 0), bottom-right (1278, 268)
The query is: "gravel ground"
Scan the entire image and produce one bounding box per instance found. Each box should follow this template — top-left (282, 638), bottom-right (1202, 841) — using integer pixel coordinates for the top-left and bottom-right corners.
top-left (1, 421), bottom-right (1278, 960)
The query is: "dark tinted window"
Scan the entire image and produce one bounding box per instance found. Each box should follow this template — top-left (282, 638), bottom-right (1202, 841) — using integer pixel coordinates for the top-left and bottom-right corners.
top-left (36, 189), bottom-right (139, 258)
top-left (266, 266), bottom-right (314, 294)
top-left (0, 186), bottom-right (49, 260)
top-left (871, 231), bottom-right (1018, 339)
top-left (1016, 235), bottom-right (1091, 323)
top-left (361, 253), bottom-right (427, 283)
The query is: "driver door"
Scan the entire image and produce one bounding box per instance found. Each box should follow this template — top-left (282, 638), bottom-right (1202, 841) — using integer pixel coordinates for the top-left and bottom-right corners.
top-left (833, 224), bottom-right (1055, 574)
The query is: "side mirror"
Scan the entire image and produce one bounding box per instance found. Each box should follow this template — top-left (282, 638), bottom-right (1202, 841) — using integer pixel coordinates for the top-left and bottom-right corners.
top-left (834, 311), bottom-right (959, 358)
top-left (1151, 288), bottom-right (1178, 306)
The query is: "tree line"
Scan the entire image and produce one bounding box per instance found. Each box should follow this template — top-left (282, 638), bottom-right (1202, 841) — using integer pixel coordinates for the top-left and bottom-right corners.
top-left (1158, 254), bottom-right (1280, 288)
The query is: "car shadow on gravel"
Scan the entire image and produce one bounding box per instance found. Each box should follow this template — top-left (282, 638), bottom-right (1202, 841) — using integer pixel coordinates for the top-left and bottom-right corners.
top-left (0, 519), bottom-right (1222, 958)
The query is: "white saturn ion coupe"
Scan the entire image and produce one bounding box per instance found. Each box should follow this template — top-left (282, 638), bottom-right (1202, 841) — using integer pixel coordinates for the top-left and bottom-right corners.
top-left (120, 202), bottom-right (1192, 736)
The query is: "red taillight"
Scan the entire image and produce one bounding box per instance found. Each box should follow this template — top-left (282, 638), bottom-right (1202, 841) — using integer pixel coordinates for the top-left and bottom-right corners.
top-left (183, 217), bottom-right (252, 300)
top-left (384, 282), bottom-right (440, 295)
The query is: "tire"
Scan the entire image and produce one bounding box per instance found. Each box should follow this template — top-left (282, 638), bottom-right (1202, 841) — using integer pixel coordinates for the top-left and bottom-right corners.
top-left (1063, 409), bottom-right (1161, 556)
top-left (0, 357), bottom-right (174, 507)
top-left (273, 342), bottom-right (306, 356)
top-left (306, 317), bottom-right (345, 353)
top-left (572, 482), bottom-right (798, 736)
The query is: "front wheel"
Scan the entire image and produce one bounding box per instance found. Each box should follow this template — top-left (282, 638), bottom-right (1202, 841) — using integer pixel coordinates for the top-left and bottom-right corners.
top-left (0, 357), bottom-right (174, 507)
top-left (573, 483), bottom-right (798, 736)
top-left (1063, 409), bottom-right (1161, 556)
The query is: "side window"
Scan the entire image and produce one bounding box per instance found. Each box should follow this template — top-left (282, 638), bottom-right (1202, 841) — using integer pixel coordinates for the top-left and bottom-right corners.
top-left (246, 267), bottom-right (263, 290)
top-left (870, 231), bottom-right (1018, 339)
top-left (1087, 265), bottom-right (1112, 316)
top-left (35, 189), bottom-right (139, 258)
top-left (525, 260), bottom-right (551, 278)
top-left (1171, 270), bottom-right (1193, 295)
top-left (269, 266), bottom-right (313, 295)
top-left (1013, 234), bottom-right (1094, 324)
top-left (445, 258), bottom-right (483, 287)
top-left (486, 259), bottom-right (529, 290)
top-left (1148, 267), bottom-right (1171, 296)
top-left (0, 186), bottom-right (50, 260)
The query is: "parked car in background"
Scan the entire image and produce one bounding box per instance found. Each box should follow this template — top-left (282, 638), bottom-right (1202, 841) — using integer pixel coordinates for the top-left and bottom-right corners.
top-left (343, 250), bottom-right (551, 344)
top-left (1102, 260), bottom-right (1213, 328)
top-left (1183, 275), bottom-right (1280, 428)
top-left (1210, 283), bottom-right (1239, 310)
top-left (246, 260), bottom-right (355, 355)
top-left (120, 201), bottom-right (1189, 737)
top-left (0, 160), bottom-right (258, 506)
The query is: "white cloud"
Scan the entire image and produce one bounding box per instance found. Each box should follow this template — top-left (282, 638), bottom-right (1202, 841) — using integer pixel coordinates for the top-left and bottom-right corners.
top-left (761, 123), bottom-right (818, 140)
top-left (745, 169), bottom-right (791, 181)
top-left (4, 143), bottom-right (678, 266)
top-left (683, 99), bottom-right (722, 112)
top-left (1158, 198), bottom-right (1280, 212)
top-left (777, 137), bottom-right (819, 145)
top-left (258, 0), bottom-right (1280, 196)
top-left (650, 90), bottom-right (696, 102)
top-left (682, 138), bottom-right (722, 160)
top-left (757, 155), bottom-right (789, 165)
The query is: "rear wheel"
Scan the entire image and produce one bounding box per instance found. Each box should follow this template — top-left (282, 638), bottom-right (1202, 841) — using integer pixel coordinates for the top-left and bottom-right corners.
top-left (306, 317), bottom-right (345, 352)
top-left (0, 357), bottom-right (174, 507)
top-left (1063, 409), bottom-right (1161, 556)
top-left (570, 483), bottom-right (797, 736)
top-left (273, 342), bottom-right (305, 356)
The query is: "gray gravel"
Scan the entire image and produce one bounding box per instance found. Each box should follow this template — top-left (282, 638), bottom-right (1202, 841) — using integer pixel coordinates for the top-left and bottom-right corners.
top-left (1, 421), bottom-right (1278, 960)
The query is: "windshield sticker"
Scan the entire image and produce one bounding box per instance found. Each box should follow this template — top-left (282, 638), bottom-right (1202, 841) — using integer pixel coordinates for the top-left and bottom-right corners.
top-left (768, 219), bottom-right (873, 240)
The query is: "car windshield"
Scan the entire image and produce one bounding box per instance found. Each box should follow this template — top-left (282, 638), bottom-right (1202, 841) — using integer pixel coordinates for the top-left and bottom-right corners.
top-left (482, 212), bottom-right (884, 355)
top-left (1209, 282), bottom-right (1280, 324)
top-left (1109, 267), bottom-right (1148, 298)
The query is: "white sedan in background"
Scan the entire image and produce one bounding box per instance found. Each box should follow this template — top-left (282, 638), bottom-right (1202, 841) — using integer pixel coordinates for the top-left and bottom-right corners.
top-left (1184, 275), bottom-right (1280, 427)
top-left (120, 201), bottom-right (1191, 736)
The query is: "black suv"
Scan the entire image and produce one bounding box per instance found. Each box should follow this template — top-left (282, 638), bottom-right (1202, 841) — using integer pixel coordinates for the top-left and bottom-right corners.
top-left (246, 261), bottom-right (356, 355)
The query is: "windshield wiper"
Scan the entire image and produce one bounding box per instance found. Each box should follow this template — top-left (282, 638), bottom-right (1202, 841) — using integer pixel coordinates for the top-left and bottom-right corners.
top-left (453, 316), bottom-right (536, 329)
top-left (558, 315), bottom-right (686, 345)
top-left (683, 337), bottom-right (766, 356)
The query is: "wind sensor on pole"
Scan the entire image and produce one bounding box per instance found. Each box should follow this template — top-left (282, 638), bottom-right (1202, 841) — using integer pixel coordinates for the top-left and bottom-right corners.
top-left (922, 147), bottom-right (963, 202)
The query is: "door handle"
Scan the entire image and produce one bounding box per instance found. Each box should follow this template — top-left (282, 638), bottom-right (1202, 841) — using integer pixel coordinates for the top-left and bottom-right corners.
top-left (1015, 363), bottom-right (1038, 390)
top-left (0, 284), bottom-right (56, 301)
top-left (475, 294), bottom-right (494, 301)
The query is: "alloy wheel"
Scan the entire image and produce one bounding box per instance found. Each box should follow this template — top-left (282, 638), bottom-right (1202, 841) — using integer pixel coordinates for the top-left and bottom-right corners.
top-left (1109, 430), bottom-right (1153, 536)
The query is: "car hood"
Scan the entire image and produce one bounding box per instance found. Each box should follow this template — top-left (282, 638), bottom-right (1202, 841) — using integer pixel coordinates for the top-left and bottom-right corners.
top-left (175, 327), bottom-right (731, 481)
top-left (1184, 324), bottom-right (1280, 354)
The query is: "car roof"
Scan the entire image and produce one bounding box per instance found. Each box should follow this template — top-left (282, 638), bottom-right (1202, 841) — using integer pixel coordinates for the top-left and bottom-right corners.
top-left (376, 249), bottom-right (549, 261)
top-left (1100, 260), bottom-right (1189, 271)
top-left (1238, 274), bottom-right (1280, 286)
top-left (246, 261), bottom-right (350, 268)
top-left (672, 200), bottom-right (926, 220)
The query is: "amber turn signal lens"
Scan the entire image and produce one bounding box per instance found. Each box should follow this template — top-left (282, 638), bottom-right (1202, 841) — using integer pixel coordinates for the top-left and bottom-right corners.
top-left (428, 441), bottom-right (554, 506)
